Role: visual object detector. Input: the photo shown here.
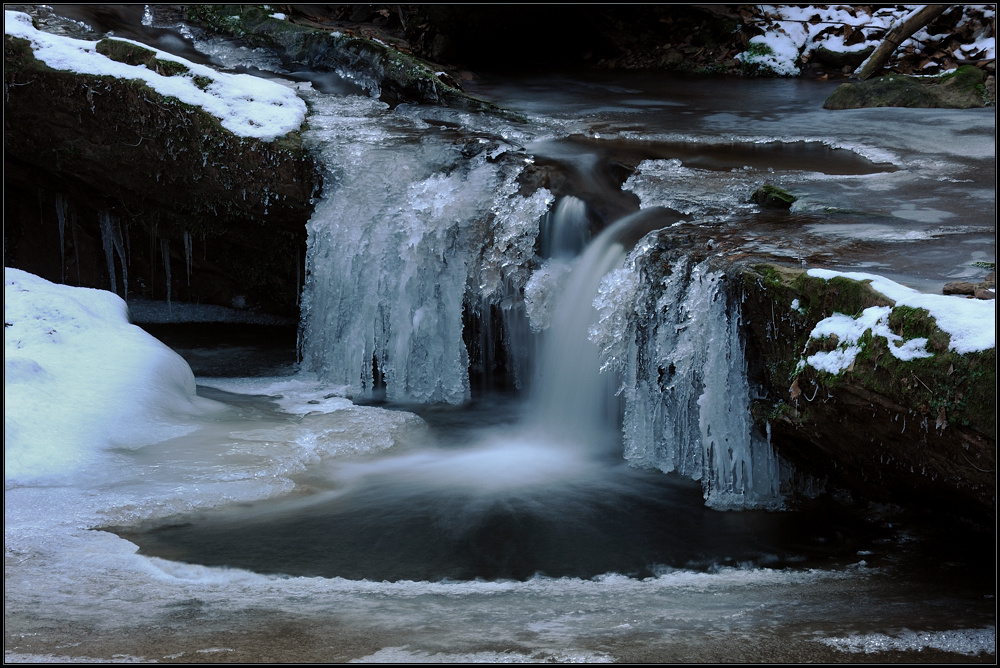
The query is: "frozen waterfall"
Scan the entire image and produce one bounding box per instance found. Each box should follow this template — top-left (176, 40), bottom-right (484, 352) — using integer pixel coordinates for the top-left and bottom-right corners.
top-left (297, 93), bottom-right (782, 507)
top-left (591, 231), bottom-right (783, 509)
top-left (298, 94), bottom-right (551, 404)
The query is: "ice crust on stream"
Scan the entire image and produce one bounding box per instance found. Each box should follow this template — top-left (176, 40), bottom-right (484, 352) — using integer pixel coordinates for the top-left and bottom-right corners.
top-left (5, 8), bottom-right (996, 659)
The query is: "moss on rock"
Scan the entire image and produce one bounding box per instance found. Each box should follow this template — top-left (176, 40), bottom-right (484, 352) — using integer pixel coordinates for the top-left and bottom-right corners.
top-left (739, 262), bottom-right (995, 516)
top-left (4, 34), bottom-right (317, 315)
top-left (823, 66), bottom-right (989, 109)
top-left (751, 183), bottom-right (797, 209)
top-left (95, 38), bottom-right (189, 76)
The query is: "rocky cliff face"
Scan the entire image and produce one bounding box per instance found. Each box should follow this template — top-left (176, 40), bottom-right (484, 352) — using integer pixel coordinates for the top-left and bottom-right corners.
top-left (4, 30), bottom-right (317, 316)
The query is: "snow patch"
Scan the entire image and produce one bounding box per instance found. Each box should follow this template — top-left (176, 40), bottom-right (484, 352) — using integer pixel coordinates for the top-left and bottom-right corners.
top-left (4, 268), bottom-right (222, 482)
top-left (807, 269), bottom-right (995, 354)
top-left (4, 10), bottom-right (306, 140)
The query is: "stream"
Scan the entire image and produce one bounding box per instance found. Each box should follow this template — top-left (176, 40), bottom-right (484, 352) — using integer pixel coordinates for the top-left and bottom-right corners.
top-left (4, 6), bottom-right (996, 663)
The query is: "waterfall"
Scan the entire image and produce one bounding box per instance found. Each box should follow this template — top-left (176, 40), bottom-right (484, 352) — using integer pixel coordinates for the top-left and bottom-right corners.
top-left (528, 208), bottom-right (679, 449)
top-left (298, 94), bottom-right (551, 404)
top-left (540, 195), bottom-right (590, 259)
top-left (591, 232), bottom-right (783, 509)
top-left (296, 93), bottom-right (780, 506)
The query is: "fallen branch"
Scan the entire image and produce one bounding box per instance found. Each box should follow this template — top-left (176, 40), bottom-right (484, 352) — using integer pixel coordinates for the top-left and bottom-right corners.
top-left (857, 5), bottom-right (949, 80)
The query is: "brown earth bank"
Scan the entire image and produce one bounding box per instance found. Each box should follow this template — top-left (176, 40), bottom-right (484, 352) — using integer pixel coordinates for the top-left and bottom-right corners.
top-left (4, 14), bottom-right (317, 318)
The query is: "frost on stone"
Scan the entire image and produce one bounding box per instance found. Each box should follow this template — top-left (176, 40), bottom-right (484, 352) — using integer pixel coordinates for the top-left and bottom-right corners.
top-left (624, 159), bottom-right (758, 220)
top-left (590, 236), bottom-right (782, 509)
top-left (478, 169), bottom-right (552, 299)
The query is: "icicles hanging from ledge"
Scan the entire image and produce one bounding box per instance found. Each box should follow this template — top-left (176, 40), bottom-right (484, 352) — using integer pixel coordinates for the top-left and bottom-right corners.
top-left (98, 210), bottom-right (128, 300)
top-left (300, 137), bottom-right (550, 405)
top-left (590, 234), bottom-right (783, 509)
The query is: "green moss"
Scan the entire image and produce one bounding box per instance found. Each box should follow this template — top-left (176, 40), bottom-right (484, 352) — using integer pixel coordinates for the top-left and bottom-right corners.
top-left (96, 38), bottom-right (157, 66)
top-left (825, 67), bottom-right (988, 110)
top-left (752, 183), bottom-right (797, 208)
top-left (741, 40), bottom-right (776, 76)
top-left (95, 39), bottom-right (191, 77)
top-left (746, 263), bottom-right (995, 438)
top-left (887, 306), bottom-right (950, 353)
top-left (793, 273), bottom-right (892, 318)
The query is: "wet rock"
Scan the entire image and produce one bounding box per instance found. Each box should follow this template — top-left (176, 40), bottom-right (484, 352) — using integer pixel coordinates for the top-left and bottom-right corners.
top-left (185, 5), bottom-right (514, 116)
top-left (974, 288), bottom-right (995, 300)
top-left (943, 281), bottom-right (977, 295)
top-left (823, 66), bottom-right (990, 109)
top-left (738, 263), bottom-right (995, 519)
top-left (751, 184), bottom-right (797, 209)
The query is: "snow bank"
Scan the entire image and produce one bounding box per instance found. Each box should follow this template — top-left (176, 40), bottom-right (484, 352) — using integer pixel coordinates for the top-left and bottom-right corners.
top-left (4, 10), bottom-right (305, 141)
top-left (4, 268), bottom-right (220, 481)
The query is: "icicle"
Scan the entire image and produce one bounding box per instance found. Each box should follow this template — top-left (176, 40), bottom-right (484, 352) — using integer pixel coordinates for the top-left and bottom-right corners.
top-left (591, 236), bottom-right (783, 509)
top-left (98, 211), bottom-right (129, 299)
top-left (161, 238), bottom-right (172, 313)
top-left (183, 231), bottom-right (193, 287)
top-left (116, 220), bottom-right (129, 301)
top-left (70, 210), bottom-right (81, 285)
top-left (55, 195), bottom-right (68, 284)
top-left (99, 211), bottom-right (118, 296)
top-left (150, 223), bottom-right (157, 297)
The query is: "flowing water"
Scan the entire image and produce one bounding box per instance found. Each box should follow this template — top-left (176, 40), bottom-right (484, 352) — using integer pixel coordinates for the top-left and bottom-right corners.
top-left (6, 7), bottom-right (996, 663)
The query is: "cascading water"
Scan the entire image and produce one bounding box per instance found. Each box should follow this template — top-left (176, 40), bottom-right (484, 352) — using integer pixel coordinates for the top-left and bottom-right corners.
top-left (295, 83), bottom-right (784, 507)
top-left (527, 207), bottom-right (683, 451)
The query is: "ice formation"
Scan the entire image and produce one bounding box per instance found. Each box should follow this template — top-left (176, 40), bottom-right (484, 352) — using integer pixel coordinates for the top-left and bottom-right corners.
top-left (591, 235), bottom-right (782, 509)
top-left (298, 93), bottom-right (550, 404)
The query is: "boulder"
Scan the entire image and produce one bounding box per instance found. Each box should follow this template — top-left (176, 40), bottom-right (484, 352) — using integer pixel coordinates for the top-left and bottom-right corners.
top-left (739, 263), bottom-right (995, 519)
top-left (823, 66), bottom-right (990, 109)
top-left (751, 183), bottom-right (797, 209)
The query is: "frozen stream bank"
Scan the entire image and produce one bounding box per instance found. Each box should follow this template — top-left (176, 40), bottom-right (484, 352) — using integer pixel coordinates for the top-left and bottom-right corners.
top-left (5, 6), bottom-right (996, 663)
